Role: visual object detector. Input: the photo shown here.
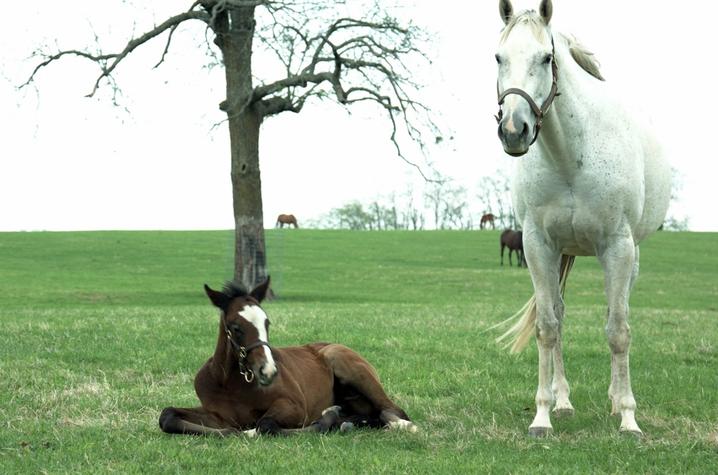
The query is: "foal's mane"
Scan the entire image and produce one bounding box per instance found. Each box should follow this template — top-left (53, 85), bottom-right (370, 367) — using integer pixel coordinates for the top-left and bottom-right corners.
top-left (500, 10), bottom-right (605, 82)
top-left (222, 281), bottom-right (250, 299)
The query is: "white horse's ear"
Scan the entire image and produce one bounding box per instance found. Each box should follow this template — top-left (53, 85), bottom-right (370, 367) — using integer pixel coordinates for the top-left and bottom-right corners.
top-left (499, 0), bottom-right (514, 25)
top-left (539, 0), bottom-right (553, 25)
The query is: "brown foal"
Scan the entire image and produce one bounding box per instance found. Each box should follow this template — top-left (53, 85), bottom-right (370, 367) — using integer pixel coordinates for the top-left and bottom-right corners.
top-left (159, 278), bottom-right (415, 436)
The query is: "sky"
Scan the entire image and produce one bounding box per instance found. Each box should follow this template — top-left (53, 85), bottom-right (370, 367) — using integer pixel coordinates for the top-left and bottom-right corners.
top-left (1, 0), bottom-right (716, 231)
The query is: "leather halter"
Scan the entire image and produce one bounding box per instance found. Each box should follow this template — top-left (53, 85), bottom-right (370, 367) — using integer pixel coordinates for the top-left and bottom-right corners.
top-left (495, 38), bottom-right (560, 146)
top-left (224, 325), bottom-right (271, 383)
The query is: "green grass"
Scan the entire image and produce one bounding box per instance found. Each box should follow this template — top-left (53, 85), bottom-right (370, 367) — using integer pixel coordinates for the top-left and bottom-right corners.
top-left (0, 229), bottom-right (716, 473)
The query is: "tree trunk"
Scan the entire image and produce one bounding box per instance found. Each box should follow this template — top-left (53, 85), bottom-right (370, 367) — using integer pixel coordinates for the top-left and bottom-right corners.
top-left (216, 7), bottom-right (269, 291)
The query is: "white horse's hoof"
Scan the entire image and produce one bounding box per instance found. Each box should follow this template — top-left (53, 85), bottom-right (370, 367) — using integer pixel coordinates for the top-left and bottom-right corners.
top-left (552, 407), bottom-right (574, 418)
top-left (528, 426), bottom-right (552, 438)
top-left (619, 428), bottom-right (643, 438)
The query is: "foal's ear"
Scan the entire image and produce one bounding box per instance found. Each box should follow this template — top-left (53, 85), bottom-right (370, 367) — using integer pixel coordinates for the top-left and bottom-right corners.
top-left (499, 0), bottom-right (514, 25)
top-left (250, 276), bottom-right (271, 303)
top-left (204, 284), bottom-right (229, 310)
top-left (539, 0), bottom-right (553, 25)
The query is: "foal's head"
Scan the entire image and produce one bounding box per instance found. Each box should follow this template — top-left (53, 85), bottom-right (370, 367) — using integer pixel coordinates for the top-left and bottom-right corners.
top-left (495, 0), bottom-right (555, 156)
top-left (204, 278), bottom-right (278, 386)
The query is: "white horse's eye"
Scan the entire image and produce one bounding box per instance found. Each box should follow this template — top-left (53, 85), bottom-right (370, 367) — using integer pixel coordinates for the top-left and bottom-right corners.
top-left (543, 54), bottom-right (553, 65)
top-left (495, 54), bottom-right (502, 64)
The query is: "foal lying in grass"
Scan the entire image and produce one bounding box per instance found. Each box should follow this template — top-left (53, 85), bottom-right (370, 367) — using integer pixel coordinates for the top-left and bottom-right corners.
top-left (159, 278), bottom-right (415, 436)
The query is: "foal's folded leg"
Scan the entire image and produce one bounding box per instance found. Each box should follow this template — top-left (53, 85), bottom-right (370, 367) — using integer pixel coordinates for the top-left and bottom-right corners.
top-left (319, 344), bottom-right (417, 432)
top-left (159, 406), bottom-right (237, 436)
top-left (242, 406), bottom-right (342, 437)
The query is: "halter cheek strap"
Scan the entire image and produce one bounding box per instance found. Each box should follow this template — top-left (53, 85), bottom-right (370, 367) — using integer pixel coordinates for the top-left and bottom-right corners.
top-left (224, 326), bottom-right (272, 383)
top-left (495, 38), bottom-right (560, 146)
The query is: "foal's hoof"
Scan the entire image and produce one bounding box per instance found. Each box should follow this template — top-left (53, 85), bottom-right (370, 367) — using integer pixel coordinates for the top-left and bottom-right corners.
top-left (340, 422), bottom-right (355, 433)
top-left (552, 407), bottom-right (575, 418)
top-left (387, 419), bottom-right (418, 433)
top-left (322, 405), bottom-right (342, 417)
top-left (313, 406), bottom-right (342, 433)
top-left (528, 426), bottom-right (552, 438)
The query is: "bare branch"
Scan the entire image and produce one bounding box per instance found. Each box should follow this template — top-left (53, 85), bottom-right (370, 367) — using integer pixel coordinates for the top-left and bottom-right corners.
top-left (244, 5), bottom-right (438, 179)
top-left (22, 9), bottom-right (209, 95)
top-left (154, 24), bottom-right (180, 69)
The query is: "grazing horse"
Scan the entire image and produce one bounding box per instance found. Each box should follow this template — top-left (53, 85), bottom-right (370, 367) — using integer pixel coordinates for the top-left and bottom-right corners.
top-left (500, 229), bottom-right (525, 267)
top-left (276, 214), bottom-right (298, 228)
top-left (480, 213), bottom-right (496, 229)
top-left (492, 0), bottom-right (671, 437)
top-left (159, 278), bottom-right (415, 437)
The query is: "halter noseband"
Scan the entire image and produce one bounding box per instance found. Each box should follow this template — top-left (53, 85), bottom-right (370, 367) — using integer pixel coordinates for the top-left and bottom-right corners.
top-left (495, 37), bottom-right (560, 147)
top-left (224, 325), bottom-right (271, 383)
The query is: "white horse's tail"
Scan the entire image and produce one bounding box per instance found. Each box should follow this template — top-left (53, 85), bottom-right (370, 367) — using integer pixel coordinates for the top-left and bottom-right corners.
top-left (493, 255), bottom-right (576, 353)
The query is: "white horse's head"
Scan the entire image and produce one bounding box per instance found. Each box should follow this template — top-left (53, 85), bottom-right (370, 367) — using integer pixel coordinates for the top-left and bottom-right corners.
top-left (495, 0), bottom-right (556, 157)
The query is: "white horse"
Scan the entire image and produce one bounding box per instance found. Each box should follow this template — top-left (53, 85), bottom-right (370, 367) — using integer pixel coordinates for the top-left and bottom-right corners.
top-left (493, 0), bottom-right (671, 437)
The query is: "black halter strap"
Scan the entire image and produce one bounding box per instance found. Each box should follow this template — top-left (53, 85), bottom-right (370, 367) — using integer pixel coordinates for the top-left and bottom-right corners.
top-left (224, 325), bottom-right (271, 383)
top-left (495, 37), bottom-right (560, 146)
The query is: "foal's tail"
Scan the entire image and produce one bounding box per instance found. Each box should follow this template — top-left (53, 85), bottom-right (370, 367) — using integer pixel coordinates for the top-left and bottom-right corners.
top-left (493, 255), bottom-right (575, 353)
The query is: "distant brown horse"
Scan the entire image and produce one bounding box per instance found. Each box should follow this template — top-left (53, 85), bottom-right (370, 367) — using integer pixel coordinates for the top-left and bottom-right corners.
top-left (500, 229), bottom-right (525, 267)
top-left (159, 278), bottom-right (415, 437)
top-left (480, 213), bottom-right (496, 230)
top-left (276, 214), bottom-right (298, 228)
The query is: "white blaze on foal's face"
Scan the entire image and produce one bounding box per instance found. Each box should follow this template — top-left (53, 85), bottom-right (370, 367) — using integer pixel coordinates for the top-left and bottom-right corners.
top-left (239, 305), bottom-right (277, 382)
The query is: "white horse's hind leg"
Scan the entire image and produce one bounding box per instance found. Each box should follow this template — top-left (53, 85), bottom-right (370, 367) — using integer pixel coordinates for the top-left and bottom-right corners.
top-left (600, 240), bottom-right (642, 435)
top-left (552, 327), bottom-right (575, 417)
top-left (608, 246), bottom-right (640, 417)
top-left (552, 257), bottom-right (574, 416)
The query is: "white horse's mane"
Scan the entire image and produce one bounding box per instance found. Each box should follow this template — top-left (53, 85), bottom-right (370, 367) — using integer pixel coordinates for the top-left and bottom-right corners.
top-left (500, 10), bottom-right (605, 81)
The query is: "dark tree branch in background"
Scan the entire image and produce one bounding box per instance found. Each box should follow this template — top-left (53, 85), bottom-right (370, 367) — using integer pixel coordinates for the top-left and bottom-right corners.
top-left (22, 9), bottom-right (209, 96)
top-left (23, 1), bottom-right (435, 175)
top-left (249, 10), bottom-right (436, 179)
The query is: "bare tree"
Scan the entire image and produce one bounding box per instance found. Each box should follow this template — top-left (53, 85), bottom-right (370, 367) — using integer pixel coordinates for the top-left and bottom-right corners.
top-left (477, 171), bottom-right (516, 229)
top-left (423, 175), bottom-right (446, 230)
top-left (328, 201), bottom-right (373, 230)
top-left (23, 0), bottom-right (434, 289)
top-left (441, 186), bottom-right (471, 230)
top-left (423, 174), bottom-right (470, 230)
top-left (401, 187), bottom-right (425, 230)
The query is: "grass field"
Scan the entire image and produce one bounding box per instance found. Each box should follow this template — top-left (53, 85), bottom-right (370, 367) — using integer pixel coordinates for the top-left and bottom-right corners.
top-left (1, 229), bottom-right (716, 473)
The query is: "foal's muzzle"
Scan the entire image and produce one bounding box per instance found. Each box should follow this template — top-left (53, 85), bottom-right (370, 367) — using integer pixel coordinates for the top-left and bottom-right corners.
top-left (257, 365), bottom-right (278, 386)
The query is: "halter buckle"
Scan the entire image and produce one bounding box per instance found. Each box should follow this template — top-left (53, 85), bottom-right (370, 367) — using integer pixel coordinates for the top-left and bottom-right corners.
top-left (241, 368), bottom-right (255, 383)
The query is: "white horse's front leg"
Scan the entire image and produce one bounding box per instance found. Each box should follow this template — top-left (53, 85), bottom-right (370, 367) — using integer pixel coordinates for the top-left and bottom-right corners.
top-left (599, 239), bottom-right (642, 435)
top-left (524, 236), bottom-right (563, 437)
